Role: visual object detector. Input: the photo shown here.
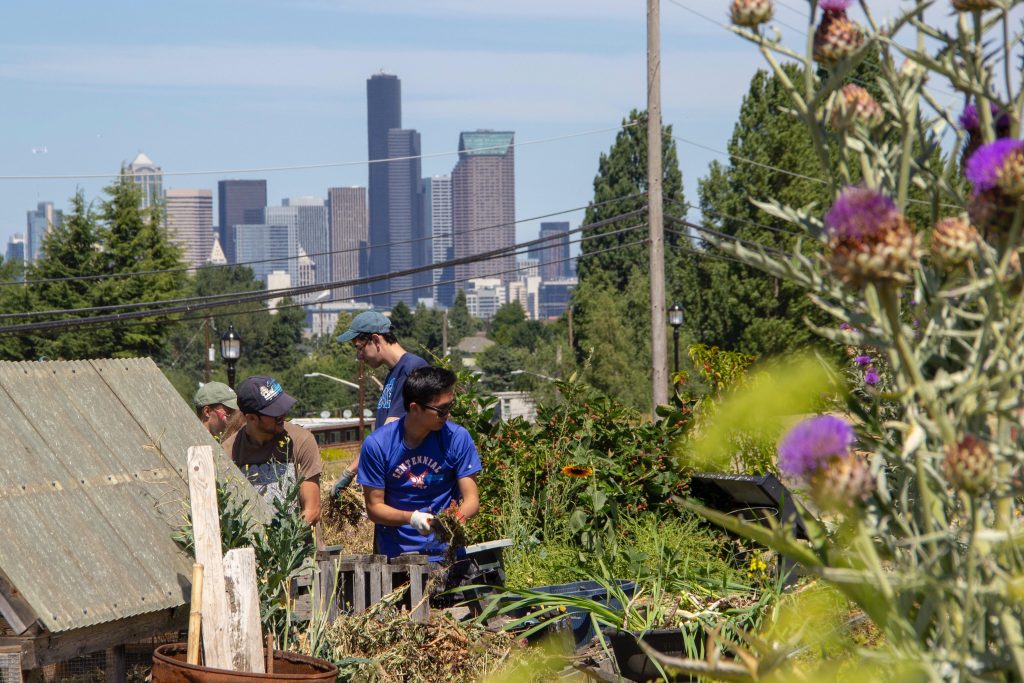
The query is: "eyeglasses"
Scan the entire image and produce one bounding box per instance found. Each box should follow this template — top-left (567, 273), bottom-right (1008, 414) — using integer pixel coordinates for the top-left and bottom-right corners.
top-left (421, 402), bottom-right (454, 418)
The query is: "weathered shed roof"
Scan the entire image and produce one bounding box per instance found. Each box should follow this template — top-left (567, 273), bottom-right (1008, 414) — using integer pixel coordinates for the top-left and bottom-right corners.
top-left (0, 358), bottom-right (266, 635)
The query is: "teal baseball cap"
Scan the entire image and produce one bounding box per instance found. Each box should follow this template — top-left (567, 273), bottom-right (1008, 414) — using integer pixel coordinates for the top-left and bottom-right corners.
top-left (336, 310), bottom-right (392, 343)
top-left (193, 381), bottom-right (238, 410)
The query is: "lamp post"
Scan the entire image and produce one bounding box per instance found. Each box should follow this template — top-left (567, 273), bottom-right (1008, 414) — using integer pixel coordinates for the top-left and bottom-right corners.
top-left (219, 323), bottom-right (242, 389)
top-left (667, 303), bottom-right (683, 375)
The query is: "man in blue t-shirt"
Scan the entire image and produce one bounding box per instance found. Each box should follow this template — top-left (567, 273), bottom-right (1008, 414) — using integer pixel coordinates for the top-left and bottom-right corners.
top-left (332, 310), bottom-right (428, 495)
top-left (357, 366), bottom-right (481, 560)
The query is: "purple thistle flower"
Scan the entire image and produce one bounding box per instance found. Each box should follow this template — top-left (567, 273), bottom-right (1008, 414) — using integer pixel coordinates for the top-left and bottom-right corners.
top-left (959, 102), bottom-right (1012, 133)
top-left (820, 0), bottom-right (852, 10)
top-left (854, 354), bottom-right (871, 365)
top-left (959, 103), bottom-right (980, 131)
top-left (864, 367), bottom-right (881, 385)
top-left (778, 415), bottom-right (855, 479)
top-left (965, 139), bottom-right (1024, 194)
top-left (825, 186), bottom-right (899, 240)
top-left (839, 322), bottom-right (853, 331)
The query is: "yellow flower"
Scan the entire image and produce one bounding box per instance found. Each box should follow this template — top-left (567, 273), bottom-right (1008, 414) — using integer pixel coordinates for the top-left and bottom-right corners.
top-left (561, 465), bottom-right (594, 478)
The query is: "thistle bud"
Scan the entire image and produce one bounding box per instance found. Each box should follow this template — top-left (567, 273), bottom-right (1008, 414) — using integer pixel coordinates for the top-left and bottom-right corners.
top-left (731, 0), bottom-right (773, 27)
top-left (825, 186), bottom-right (919, 287)
top-left (930, 217), bottom-right (981, 269)
top-left (829, 84), bottom-right (884, 131)
top-left (943, 434), bottom-right (994, 493)
top-left (965, 140), bottom-right (1024, 237)
top-left (810, 452), bottom-right (875, 510)
top-left (813, 0), bottom-right (864, 65)
top-left (951, 0), bottom-right (998, 11)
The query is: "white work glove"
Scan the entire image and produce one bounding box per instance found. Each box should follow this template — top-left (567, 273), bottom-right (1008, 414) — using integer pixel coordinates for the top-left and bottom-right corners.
top-left (409, 510), bottom-right (435, 536)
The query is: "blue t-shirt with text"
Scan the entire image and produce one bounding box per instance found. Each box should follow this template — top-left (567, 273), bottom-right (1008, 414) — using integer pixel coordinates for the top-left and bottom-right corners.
top-left (376, 352), bottom-right (428, 426)
top-left (357, 418), bottom-right (482, 560)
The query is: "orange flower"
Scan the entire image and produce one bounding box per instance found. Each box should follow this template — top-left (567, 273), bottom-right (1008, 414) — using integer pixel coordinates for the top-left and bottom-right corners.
top-left (560, 465), bottom-right (594, 478)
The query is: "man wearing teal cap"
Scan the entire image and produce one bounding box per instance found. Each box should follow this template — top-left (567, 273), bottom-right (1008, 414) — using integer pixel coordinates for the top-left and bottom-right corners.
top-left (332, 310), bottom-right (427, 495)
top-left (193, 381), bottom-right (239, 440)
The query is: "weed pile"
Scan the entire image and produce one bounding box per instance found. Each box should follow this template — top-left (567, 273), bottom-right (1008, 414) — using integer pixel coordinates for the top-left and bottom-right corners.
top-left (314, 600), bottom-right (525, 682)
top-left (319, 484), bottom-right (374, 552)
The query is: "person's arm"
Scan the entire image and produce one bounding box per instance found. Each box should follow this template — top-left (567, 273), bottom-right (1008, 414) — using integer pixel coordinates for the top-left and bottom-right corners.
top-left (383, 416), bottom-right (400, 425)
top-left (363, 486), bottom-right (420, 527)
top-left (299, 475), bottom-right (321, 525)
top-left (456, 475), bottom-right (479, 520)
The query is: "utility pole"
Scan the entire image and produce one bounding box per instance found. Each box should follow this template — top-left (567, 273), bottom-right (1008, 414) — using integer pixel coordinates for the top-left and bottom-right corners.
top-left (442, 310), bottom-right (449, 358)
top-left (203, 317), bottom-right (212, 383)
top-left (567, 306), bottom-right (574, 350)
top-left (647, 0), bottom-right (669, 414)
top-left (357, 360), bottom-right (366, 442)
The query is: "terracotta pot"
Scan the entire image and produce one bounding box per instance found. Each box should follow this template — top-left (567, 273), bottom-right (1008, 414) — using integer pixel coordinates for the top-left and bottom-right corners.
top-left (151, 643), bottom-right (337, 682)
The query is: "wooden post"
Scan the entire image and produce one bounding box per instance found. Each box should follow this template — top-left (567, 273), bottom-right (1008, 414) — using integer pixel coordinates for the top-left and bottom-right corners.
top-left (186, 563), bottom-right (204, 666)
top-left (223, 548), bottom-right (265, 673)
top-left (104, 645), bottom-right (125, 683)
top-left (265, 635), bottom-right (274, 675)
top-left (647, 0), bottom-right (669, 414)
top-left (187, 446), bottom-right (233, 670)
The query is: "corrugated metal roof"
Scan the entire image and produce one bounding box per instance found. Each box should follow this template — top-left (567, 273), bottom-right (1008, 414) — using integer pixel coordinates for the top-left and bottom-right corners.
top-left (0, 358), bottom-right (268, 634)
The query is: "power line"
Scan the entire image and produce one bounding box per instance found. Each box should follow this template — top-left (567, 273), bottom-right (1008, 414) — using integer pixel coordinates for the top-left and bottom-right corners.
top-left (2, 192), bottom-right (645, 288)
top-left (673, 218), bottom-right (793, 258)
top-left (0, 221), bottom-right (648, 333)
top-left (0, 123), bottom-right (637, 181)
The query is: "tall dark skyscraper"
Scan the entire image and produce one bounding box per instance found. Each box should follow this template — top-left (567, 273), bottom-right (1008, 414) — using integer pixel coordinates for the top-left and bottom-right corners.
top-left (218, 179), bottom-right (267, 264)
top-left (531, 221), bottom-right (571, 281)
top-left (366, 73), bottom-right (402, 306)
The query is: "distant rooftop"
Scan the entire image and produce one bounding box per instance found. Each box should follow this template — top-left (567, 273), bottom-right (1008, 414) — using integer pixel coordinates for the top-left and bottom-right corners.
top-left (130, 151), bottom-right (157, 168)
top-left (459, 131), bottom-right (514, 157)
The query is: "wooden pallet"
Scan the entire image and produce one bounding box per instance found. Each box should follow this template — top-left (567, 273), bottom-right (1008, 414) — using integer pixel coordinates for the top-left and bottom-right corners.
top-left (291, 549), bottom-right (430, 624)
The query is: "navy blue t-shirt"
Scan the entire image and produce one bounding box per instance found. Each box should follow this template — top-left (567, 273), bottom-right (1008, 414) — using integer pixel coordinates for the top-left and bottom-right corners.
top-left (357, 418), bottom-right (482, 560)
top-left (375, 352), bottom-right (428, 426)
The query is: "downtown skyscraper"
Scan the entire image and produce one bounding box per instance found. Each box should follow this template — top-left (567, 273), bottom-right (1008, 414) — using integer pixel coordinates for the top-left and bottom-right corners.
top-left (530, 221), bottom-right (572, 281)
top-left (452, 131), bottom-right (516, 285)
top-left (164, 188), bottom-right (214, 270)
top-left (365, 73), bottom-right (428, 307)
top-left (218, 179), bottom-right (267, 265)
top-left (327, 187), bottom-right (367, 300)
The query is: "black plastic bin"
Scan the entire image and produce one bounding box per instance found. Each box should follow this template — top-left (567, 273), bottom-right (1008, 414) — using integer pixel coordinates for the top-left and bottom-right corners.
top-left (517, 580), bottom-right (636, 648)
top-left (601, 627), bottom-right (697, 682)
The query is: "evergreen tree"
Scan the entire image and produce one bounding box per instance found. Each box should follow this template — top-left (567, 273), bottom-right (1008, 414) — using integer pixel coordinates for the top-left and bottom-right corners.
top-left (685, 64), bottom-right (831, 356)
top-left (0, 258), bottom-right (33, 361)
top-left (408, 303), bottom-right (444, 358)
top-left (447, 290), bottom-right (476, 342)
top-left (389, 301), bottom-right (414, 340)
top-left (92, 175), bottom-right (187, 358)
top-left (30, 191), bottom-right (105, 359)
top-left (578, 109), bottom-right (686, 290)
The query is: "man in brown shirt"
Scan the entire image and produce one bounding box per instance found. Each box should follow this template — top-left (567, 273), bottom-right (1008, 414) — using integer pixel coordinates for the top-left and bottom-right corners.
top-left (222, 375), bottom-right (323, 526)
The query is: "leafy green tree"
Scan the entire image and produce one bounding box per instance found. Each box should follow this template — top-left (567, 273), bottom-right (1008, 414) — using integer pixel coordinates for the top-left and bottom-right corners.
top-left (476, 343), bottom-right (529, 392)
top-left (578, 109), bottom-right (686, 290)
top-left (389, 301), bottom-right (414, 340)
top-left (408, 304), bottom-right (444, 358)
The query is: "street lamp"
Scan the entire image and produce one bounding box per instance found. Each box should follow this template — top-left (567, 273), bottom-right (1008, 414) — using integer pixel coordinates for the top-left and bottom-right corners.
top-left (667, 303), bottom-right (684, 374)
top-left (219, 322), bottom-right (242, 389)
top-left (304, 371), bottom-right (366, 441)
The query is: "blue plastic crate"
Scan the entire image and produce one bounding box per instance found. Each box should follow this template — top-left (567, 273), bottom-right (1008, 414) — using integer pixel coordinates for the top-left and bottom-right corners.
top-left (522, 580), bottom-right (636, 647)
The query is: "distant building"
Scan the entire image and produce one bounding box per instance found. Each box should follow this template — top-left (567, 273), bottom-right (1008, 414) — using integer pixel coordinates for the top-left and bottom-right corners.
top-left (164, 188), bottom-right (213, 270)
top-left (366, 73), bottom-right (402, 307)
top-left (5, 233), bottom-right (26, 265)
top-left (327, 187), bottom-right (367, 300)
top-left (493, 391), bottom-right (538, 423)
top-left (452, 131), bottom-right (515, 285)
top-left (385, 129), bottom-right (427, 307)
top-left (517, 257), bottom-right (539, 279)
top-left (26, 201), bottom-right (63, 262)
top-left (423, 175), bottom-right (454, 306)
top-left (539, 278), bottom-right (578, 319)
top-left (218, 179), bottom-right (267, 264)
top-left (266, 201), bottom-right (329, 290)
top-left (507, 277), bottom-right (540, 320)
top-left (233, 223), bottom-right (295, 284)
top-left (454, 332), bottom-right (495, 369)
top-left (208, 235), bottom-right (227, 265)
top-left (125, 152), bottom-right (163, 212)
top-left (532, 221), bottom-right (571, 281)
top-left (465, 277), bottom-right (505, 321)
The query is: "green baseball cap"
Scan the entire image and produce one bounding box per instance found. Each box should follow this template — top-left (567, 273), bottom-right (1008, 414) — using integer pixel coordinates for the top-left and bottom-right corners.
top-left (336, 310), bottom-right (392, 343)
top-left (193, 381), bottom-right (238, 410)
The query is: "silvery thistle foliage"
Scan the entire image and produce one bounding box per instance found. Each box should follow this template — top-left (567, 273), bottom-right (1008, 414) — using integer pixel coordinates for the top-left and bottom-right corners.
top-left (691, 0), bottom-right (1024, 679)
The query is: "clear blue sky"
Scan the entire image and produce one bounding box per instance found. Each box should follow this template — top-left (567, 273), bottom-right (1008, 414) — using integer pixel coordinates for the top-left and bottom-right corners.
top-left (0, 0), bottom-right (982, 252)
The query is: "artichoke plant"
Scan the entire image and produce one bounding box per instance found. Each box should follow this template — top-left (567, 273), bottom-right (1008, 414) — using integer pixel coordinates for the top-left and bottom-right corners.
top-left (678, 0), bottom-right (1024, 679)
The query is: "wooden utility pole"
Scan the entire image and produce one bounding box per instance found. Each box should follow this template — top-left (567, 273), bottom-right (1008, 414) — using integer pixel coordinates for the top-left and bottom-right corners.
top-left (442, 310), bottom-right (449, 358)
top-left (203, 317), bottom-right (212, 383)
top-left (358, 360), bottom-right (366, 441)
top-left (647, 0), bottom-right (669, 413)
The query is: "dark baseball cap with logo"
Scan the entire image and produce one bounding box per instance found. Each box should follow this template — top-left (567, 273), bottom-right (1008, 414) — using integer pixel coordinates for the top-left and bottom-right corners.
top-left (236, 375), bottom-right (296, 417)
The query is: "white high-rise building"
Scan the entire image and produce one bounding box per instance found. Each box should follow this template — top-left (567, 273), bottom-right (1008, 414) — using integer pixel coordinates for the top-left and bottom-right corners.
top-left (125, 152), bottom-right (163, 211)
top-left (423, 175), bottom-right (452, 304)
top-left (164, 189), bottom-right (213, 270)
